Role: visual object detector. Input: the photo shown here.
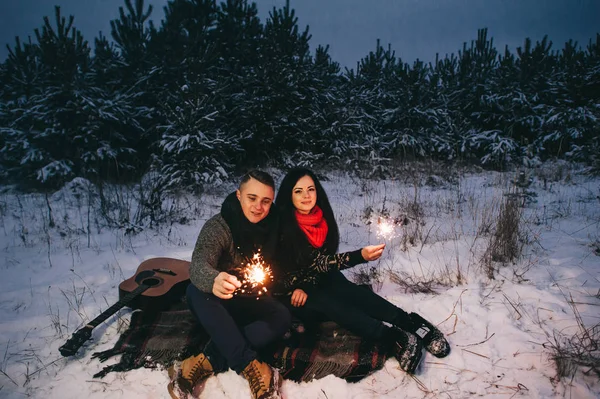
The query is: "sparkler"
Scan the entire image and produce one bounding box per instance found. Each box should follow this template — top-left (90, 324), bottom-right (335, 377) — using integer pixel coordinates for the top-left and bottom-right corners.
top-left (375, 216), bottom-right (400, 241)
top-left (234, 251), bottom-right (273, 299)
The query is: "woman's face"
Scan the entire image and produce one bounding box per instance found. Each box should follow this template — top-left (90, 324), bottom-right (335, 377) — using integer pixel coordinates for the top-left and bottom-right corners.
top-left (292, 175), bottom-right (317, 214)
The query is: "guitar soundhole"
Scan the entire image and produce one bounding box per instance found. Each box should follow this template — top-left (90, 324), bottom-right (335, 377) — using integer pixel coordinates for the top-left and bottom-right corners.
top-left (142, 277), bottom-right (162, 287)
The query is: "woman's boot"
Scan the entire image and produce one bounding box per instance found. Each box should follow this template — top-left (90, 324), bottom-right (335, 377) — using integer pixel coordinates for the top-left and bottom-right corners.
top-left (381, 326), bottom-right (423, 374)
top-left (408, 312), bottom-right (450, 358)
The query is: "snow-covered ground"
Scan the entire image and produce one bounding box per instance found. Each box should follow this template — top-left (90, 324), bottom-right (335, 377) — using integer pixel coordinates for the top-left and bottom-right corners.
top-left (1, 165), bottom-right (599, 398)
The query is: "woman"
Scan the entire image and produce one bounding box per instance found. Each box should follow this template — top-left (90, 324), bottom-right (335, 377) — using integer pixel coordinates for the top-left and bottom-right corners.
top-left (274, 168), bottom-right (450, 374)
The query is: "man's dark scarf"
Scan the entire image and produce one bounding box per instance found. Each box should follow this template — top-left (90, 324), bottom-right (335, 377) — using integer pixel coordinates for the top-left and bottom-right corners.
top-left (220, 191), bottom-right (279, 266)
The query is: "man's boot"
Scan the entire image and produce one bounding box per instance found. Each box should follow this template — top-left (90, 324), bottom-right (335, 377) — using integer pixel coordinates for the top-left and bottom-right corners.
top-left (382, 326), bottom-right (423, 374)
top-left (241, 359), bottom-right (282, 399)
top-left (167, 352), bottom-right (214, 399)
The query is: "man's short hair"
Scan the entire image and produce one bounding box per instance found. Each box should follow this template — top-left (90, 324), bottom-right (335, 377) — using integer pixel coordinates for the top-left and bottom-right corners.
top-left (239, 169), bottom-right (275, 190)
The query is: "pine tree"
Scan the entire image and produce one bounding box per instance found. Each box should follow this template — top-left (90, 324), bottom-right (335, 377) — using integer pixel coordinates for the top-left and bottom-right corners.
top-left (110, 0), bottom-right (155, 80)
top-left (152, 0), bottom-right (219, 91)
top-left (430, 52), bottom-right (466, 161)
top-left (0, 36), bottom-right (44, 183)
top-left (307, 44), bottom-right (347, 167)
top-left (346, 40), bottom-right (450, 171)
top-left (454, 29), bottom-right (520, 168)
top-left (151, 0), bottom-right (246, 191)
top-left (1, 37), bottom-right (44, 101)
top-left (584, 34), bottom-right (600, 172)
top-left (156, 83), bottom-right (243, 192)
top-left (514, 36), bottom-right (555, 155)
top-left (0, 6), bottom-right (152, 188)
top-left (215, 0), bottom-right (262, 74)
top-left (551, 34), bottom-right (600, 170)
top-left (342, 40), bottom-right (397, 173)
top-left (213, 0), bottom-right (265, 171)
top-left (244, 0), bottom-right (314, 166)
top-left (108, 0), bottom-right (158, 176)
top-left (0, 7), bottom-right (93, 188)
top-left (80, 35), bottom-right (153, 183)
top-left (92, 34), bottom-right (122, 88)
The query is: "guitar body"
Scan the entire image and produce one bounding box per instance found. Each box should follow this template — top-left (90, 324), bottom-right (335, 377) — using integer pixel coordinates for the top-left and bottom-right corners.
top-left (118, 257), bottom-right (191, 311)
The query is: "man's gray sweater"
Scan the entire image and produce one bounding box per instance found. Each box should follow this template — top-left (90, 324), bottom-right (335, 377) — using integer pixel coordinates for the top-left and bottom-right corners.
top-left (190, 213), bottom-right (245, 293)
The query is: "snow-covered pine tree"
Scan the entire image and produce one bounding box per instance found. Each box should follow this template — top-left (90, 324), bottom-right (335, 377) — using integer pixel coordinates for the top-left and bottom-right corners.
top-left (215, 0), bottom-right (263, 76)
top-left (0, 61), bottom-right (7, 182)
top-left (341, 40), bottom-right (398, 174)
top-left (79, 34), bottom-right (153, 183)
top-left (152, 0), bottom-right (265, 188)
top-left (244, 0), bottom-right (314, 165)
top-left (511, 36), bottom-right (555, 162)
top-left (305, 44), bottom-right (348, 168)
top-left (345, 40), bottom-right (453, 173)
top-left (543, 36), bottom-right (600, 169)
top-left (429, 52), bottom-right (467, 161)
top-left (212, 0), bottom-right (267, 169)
top-left (109, 0), bottom-right (158, 171)
top-left (0, 7), bottom-right (93, 188)
top-left (454, 29), bottom-right (520, 168)
top-left (92, 34), bottom-right (122, 89)
top-left (1, 36), bottom-right (44, 102)
top-left (389, 58), bottom-right (452, 162)
top-left (110, 0), bottom-right (155, 83)
top-left (581, 34), bottom-right (600, 172)
top-left (151, 0), bottom-right (219, 92)
top-left (1, 6), bottom-right (152, 189)
top-left (0, 36), bottom-right (45, 184)
top-left (156, 82), bottom-right (243, 192)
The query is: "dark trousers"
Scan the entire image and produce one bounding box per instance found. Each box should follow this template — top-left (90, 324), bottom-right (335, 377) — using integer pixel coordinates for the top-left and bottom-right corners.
top-left (186, 283), bottom-right (291, 373)
top-left (292, 270), bottom-right (411, 339)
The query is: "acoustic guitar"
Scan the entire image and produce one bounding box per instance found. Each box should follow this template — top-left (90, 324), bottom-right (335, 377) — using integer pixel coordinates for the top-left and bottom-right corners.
top-left (59, 257), bottom-right (191, 357)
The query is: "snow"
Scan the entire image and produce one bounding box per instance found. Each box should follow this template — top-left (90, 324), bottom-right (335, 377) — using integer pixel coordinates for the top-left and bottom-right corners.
top-left (0, 166), bottom-right (599, 398)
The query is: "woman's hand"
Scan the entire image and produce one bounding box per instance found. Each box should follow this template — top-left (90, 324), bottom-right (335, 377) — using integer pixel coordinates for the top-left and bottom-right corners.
top-left (212, 272), bottom-right (241, 299)
top-left (361, 243), bottom-right (386, 261)
top-left (291, 288), bottom-right (308, 307)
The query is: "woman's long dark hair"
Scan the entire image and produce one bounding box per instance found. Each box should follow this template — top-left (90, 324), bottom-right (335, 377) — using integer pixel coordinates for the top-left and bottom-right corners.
top-left (275, 168), bottom-right (340, 269)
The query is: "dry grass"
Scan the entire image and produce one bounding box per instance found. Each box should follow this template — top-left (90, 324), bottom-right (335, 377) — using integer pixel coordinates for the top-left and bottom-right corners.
top-left (546, 315), bottom-right (600, 381)
top-left (481, 195), bottom-right (525, 279)
top-left (350, 266), bottom-right (383, 291)
top-left (591, 238), bottom-right (600, 257)
top-left (387, 270), bottom-right (439, 294)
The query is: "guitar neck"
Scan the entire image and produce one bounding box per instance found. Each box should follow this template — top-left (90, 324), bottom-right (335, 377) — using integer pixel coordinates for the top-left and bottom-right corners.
top-left (87, 284), bottom-right (149, 328)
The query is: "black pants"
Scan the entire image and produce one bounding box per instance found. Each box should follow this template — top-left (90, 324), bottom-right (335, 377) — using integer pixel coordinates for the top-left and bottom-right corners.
top-left (290, 270), bottom-right (409, 339)
top-left (186, 283), bottom-right (291, 373)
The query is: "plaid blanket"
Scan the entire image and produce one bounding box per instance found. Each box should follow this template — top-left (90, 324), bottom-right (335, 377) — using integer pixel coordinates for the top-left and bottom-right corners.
top-left (92, 307), bottom-right (387, 383)
top-left (271, 321), bottom-right (388, 382)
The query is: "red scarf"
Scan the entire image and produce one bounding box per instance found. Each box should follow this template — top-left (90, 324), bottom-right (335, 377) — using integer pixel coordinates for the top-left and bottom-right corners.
top-left (295, 206), bottom-right (328, 248)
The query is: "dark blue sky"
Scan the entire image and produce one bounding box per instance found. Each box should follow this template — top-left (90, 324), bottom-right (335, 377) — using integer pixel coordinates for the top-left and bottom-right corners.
top-left (1, 0), bottom-right (599, 68)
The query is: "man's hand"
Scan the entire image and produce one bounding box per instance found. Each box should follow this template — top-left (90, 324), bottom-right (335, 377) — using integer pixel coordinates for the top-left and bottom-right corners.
top-left (361, 243), bottom-right (386, 261)
top-left (212, 272), bottom-right (241, 299)
top-left (290, 288), bottom-right (308, 307)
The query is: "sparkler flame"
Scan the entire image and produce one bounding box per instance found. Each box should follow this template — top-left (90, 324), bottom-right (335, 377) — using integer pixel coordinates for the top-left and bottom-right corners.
top-left (244, 253), bottom-right (269, 285)
top-left (235, 251), bottom-right (273, 298)
top-left (376, 216), bottom-right (399, 240)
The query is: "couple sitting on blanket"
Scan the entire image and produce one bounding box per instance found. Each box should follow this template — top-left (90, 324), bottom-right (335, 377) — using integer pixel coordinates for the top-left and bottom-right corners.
top-left (168, 168), bottom-right (450, 399)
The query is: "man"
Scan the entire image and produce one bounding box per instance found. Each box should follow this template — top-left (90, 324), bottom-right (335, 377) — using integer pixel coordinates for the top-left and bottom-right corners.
top-left (168, 170), bottom-right (291, 399)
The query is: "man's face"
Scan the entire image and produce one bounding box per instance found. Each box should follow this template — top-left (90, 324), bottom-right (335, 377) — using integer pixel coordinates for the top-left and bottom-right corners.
top-left (236, 178), bottom-right (274, 223)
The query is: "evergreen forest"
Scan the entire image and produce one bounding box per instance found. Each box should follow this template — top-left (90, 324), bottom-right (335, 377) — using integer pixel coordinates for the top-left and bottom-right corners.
top-left (1, 0), bottom-right (599, 191)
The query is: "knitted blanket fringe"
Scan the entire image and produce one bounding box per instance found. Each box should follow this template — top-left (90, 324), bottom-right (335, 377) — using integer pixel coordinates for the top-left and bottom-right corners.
top-left (302, 361), bottom-right (354, 381)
